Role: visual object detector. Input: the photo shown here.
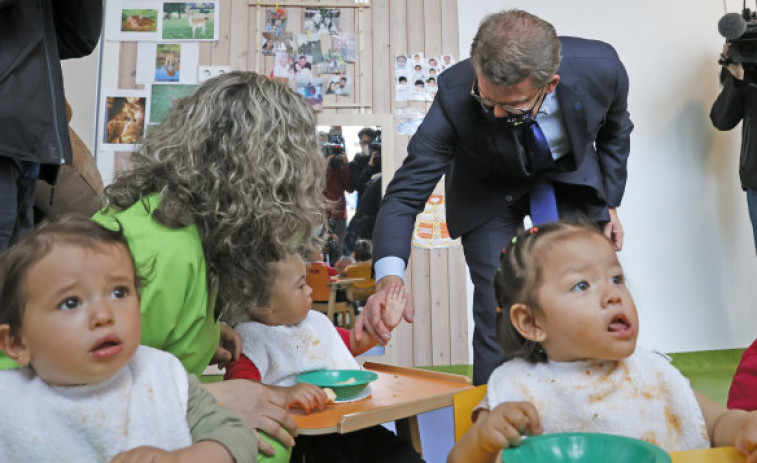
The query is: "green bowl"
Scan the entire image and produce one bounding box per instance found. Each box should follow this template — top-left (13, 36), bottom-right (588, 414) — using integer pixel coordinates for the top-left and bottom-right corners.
top-left (296, 369), bottom-right (378, 400)
top-left (502, 433), bottom-right (670, 463)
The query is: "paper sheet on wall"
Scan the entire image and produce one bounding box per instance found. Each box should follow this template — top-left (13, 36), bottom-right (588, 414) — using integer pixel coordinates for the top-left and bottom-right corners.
top-left (106, 1), bottom-right (220, 42)
top-left (412, 195), bottom-right (461, 249)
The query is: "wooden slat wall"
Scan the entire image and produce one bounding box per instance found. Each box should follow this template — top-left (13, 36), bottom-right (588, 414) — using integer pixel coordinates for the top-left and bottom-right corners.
top-left (114, 0), bottom-right (466, 368)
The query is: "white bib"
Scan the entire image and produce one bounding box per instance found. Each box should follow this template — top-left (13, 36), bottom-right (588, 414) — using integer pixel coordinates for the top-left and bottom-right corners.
top-left (0, 346), bottom-right (192, 462)
top-left (487, 346), bottom-right (710, 452)
top-left (236, 310), bottom-right (360, 386)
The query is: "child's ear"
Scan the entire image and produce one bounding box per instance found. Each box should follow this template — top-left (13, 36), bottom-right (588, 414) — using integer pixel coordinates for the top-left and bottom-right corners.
top-left (509, 303), bottom-right (546, 342)
top-left (0, 324), bottom-right (30, 366)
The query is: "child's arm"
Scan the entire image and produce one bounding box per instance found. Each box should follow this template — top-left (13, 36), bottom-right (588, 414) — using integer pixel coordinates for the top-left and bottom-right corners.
top-left (350, 282), bottom-right (406, 355)
top-left (448, 402), bottom-right (543, 463)
top-left (269, 383), bottom-right (330, 413)
top-left (696, 390), bottom-right (757, 460)
top-left (110, 442), bottom-right (232, 463)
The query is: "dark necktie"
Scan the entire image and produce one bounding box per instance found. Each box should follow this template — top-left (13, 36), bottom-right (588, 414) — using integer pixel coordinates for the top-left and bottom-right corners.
top-left (522, 121), bottom-right (559, 225)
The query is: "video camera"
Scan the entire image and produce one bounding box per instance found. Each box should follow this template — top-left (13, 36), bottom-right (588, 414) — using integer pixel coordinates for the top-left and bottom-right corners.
top-left (368, 130), bottom-right (382, 153)
top-left (718, 4), bottom-right (757, 67)
top-left (322, 134), bottom-right (346, 167)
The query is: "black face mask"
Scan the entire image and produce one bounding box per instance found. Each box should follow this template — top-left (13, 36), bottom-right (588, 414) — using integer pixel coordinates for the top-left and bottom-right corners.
top-left (483, 109), bottom-right (536, 128)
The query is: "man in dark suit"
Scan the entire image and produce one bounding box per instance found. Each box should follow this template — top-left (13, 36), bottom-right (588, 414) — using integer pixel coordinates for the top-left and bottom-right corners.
top-left (355, 9), bottom-right (633, 385)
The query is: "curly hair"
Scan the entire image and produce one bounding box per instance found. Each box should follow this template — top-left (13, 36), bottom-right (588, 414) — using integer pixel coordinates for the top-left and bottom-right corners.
top-left (470, 9), bottom-right (560, 87)
top-left (494, 221), bottom-right (606, 363)
top-left (104, 71), bottom-right (327, 320)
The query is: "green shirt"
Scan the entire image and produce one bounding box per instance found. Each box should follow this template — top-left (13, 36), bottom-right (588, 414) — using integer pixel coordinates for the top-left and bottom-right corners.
top-left (92, 194), bottom-right (220, 377)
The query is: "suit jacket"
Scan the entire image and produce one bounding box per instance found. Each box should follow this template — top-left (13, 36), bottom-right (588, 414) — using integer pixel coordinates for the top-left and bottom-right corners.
top-left (373, 36), bottom-right (633, 265)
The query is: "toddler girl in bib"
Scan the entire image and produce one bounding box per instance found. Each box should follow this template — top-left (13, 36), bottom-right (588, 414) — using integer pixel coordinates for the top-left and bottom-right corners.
top-left (0, 216), bottom-right (257, 462)
top-left (449, 222), bottom-right (757, 463)
top-left (225, 253), bottom-right (424, 462)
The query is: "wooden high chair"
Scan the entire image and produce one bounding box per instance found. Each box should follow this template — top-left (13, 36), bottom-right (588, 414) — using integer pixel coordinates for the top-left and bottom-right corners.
top-left (344, 262), bottom-right (375, 304)
top-left (306, 263), bottom-right (355, 328)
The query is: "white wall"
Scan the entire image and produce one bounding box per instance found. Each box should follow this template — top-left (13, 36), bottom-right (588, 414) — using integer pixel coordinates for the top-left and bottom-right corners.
top-left (61, 43), bottom-right (100, 154)
top-left (459, 0), bottom-right (757, 354)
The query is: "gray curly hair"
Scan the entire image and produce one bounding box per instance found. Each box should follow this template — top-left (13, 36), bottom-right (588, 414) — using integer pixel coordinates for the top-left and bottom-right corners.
top-left (470, 9), bottom-right (561, 87)
top-left (104, 71), bottom-right (327, 320)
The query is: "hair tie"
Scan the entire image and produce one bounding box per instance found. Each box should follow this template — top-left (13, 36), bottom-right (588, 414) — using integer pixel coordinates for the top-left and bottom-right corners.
top-left (529, 227), bottom-right (539, 234)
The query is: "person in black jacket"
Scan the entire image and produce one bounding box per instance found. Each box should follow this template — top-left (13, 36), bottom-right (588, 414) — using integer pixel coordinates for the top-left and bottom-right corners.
top-left (711, 42), bottom-right (757, 254)
top-left (0, 0), bottom-right (102, 252)
top-left (348, 128), bottom-right (380, 200)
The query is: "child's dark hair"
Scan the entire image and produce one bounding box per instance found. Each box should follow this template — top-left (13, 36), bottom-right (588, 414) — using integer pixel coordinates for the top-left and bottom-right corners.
top-left (0, 215), bottom-right (140, 337)
top-left (494, 221), bottom-right (607, 363)
top-left (353, 239), bottom-right (373, 262)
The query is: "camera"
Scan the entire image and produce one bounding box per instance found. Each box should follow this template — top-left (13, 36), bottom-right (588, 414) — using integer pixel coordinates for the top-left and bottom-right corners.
top-left (368, 130), bottom-right (381, 153)
top-left (719, 6), bottom-right (757, 67)
top-left (322, 134), bottom-right (345, 167)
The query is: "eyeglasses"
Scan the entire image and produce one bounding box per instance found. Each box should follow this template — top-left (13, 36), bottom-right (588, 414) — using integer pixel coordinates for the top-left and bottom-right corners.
top-left (470, 75), bottom-right (545, 116)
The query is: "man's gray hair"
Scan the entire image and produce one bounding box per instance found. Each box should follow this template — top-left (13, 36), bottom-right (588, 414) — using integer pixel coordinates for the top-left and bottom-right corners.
top-left (470, 10), bottom-right (561, 88)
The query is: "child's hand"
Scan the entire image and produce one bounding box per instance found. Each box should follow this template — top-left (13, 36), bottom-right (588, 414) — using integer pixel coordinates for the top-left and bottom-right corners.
top-left (381, 282), bottom-right (407, 330)
top-left (285, 383), bottom-right (329, 413)
top-left (473, 402), bottom-right (543, 453)
top-left (111, 442), bottom-right (233, 463)
top-left (111, 446), bottom-right (178, 463)
top-left (734, 411), bottom-right (757, 462)
top-left (210, 322), bottom-right (242, 369)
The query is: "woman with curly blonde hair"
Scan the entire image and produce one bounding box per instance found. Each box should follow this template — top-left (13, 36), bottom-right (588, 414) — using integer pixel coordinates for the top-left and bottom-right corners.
top-left (93, 71), bottom-right (327, 456)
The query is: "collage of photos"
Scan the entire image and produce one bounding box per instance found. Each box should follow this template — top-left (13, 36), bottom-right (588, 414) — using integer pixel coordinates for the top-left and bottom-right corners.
top-left (260, 7), bottom-right (354, 111)
top-left (394, 52), bottom-right (456, 102)
top-left (104, 1), bottom-right (221, 152)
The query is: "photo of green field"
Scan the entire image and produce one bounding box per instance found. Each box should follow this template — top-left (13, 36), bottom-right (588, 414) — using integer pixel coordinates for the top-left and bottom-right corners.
top-left (162, 2), bottom-right (215, 40)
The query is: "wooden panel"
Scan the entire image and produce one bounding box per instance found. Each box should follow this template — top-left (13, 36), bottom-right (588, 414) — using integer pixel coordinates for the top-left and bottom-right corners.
top-left (229, 0), bottom-right (249, 71)
top-left (448, 246), bottom-right (468, 364)
top-left (211, 0), bottom-right (232, 65)
top-left (118, 43), bottom-right (138, 89)
top-left (429, 248), bottom-right (450, 365)
top-left (411, 248), bottom-right (432, 367)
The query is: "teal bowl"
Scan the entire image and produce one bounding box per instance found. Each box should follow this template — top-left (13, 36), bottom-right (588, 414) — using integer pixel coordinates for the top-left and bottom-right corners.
top-left (296, 369), bottom-right (378, 400)
top-left (502, 433), bottom-right (670, 463)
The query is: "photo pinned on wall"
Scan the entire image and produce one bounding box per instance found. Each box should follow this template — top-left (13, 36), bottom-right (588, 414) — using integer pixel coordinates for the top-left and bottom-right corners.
top-left (296, 78), bottom-right (323, 111)
top-left (440, 54), bottom-right (456, 71)
top-left (154, 44), bottom-right (181, 81)
top-left (162, 2), bottom-right (217, 40)
top-left (265, 6), bottom-right (287, 34)
top-left (101, 91), bottom-right (148, 150)
top-left (331, 34), bottom-right (356, 63)
top-left (262, 31), bottom-right (294, 56)
top-left (293, 54), bottom-right (314, 82)
top-left (410, 77), bottom-right (429, 102)
top-left (410, 52), bottom-right (425, 68)
top-left (197, 65), bottom-right (229, 82)
top-left (296, 34), bottom-right (325, 64)
top-left (395, 71), bottom-right (411, 102)
top-left (332, 75), bottom-right (351, 96)
top-left (411, 62), bottom-right (426, 83)
top-left (426, 77), bottom-right (438, 96)
top-left (121, 8), bottom-right (158, 32)
top-left (273, 51), bottom-right (295, 87)
top-left (315, 53), bottom-right (346, 74)
top-left (304, 8), bottom-right (340, 35)
top-left (394, 54), bottom-right (410, 71)
top-left (147, 83), bottom-right (199, 126)
top-left (135, 42), bottom-right (199, 84)
top-left (108, 2), bottom-right (162, 41)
